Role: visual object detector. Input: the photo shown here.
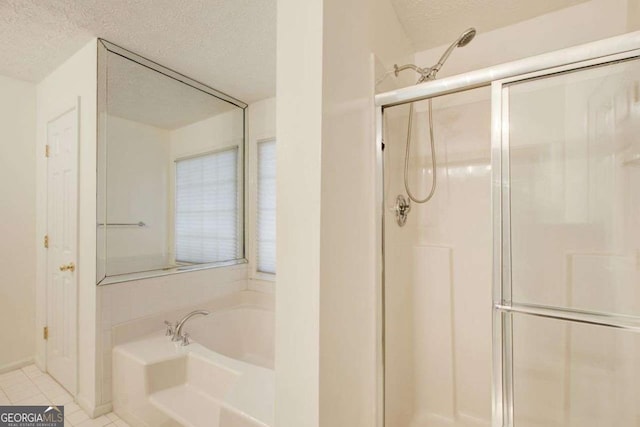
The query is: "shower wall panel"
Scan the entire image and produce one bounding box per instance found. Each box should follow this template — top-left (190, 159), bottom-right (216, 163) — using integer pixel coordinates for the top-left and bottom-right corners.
top-left (384, 88), bottom-right (492, 427)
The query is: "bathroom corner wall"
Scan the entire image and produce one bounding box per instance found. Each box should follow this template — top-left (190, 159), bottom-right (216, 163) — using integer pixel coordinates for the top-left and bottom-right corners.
top-left (629, 0), bottom-right (640, 31)
top-left (36, 39), bottom-right (99, 414)
top-left (319, 1), bottom-right (413, 427)
top-left (275, 0), bottom-right (412, 425)
top-left (275, 0), bottom-right (323, 423)
top-left (0, 75), bottom-right (36, 373)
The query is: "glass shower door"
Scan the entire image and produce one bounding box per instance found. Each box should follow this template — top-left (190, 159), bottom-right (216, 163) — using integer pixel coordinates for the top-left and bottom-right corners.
top-left (495, 53), bottom-right (640, 427)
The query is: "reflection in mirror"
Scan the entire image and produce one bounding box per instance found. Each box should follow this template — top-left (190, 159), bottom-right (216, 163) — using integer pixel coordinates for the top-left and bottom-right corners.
top-left (97, 41), bottom-right (246, 284)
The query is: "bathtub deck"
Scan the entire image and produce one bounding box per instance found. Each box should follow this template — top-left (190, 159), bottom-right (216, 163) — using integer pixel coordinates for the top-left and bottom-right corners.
top-left (113, 335), bottom-right (274, 427)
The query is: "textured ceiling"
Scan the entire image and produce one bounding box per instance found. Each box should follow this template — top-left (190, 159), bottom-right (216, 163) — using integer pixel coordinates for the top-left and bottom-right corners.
top-left (391, 0), bottom-right (589, 51)
top-left (107, 52), bottom-right (237, 130)
top-left (0, 0), bottom-right (275, 103)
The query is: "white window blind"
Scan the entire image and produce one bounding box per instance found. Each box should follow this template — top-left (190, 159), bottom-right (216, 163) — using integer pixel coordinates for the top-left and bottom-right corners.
top-left (175, 148), bottom-right (239, 264)
top-left (257, 140), bottom-right (276, 274)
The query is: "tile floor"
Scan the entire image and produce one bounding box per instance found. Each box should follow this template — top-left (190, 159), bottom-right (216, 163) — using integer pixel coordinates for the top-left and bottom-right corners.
top-left (0, 364), bottom-right (130, 427)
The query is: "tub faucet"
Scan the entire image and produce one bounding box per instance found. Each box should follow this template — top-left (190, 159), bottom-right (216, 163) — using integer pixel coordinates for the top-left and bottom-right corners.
top-left (171, 310), bottom-right (210, 343)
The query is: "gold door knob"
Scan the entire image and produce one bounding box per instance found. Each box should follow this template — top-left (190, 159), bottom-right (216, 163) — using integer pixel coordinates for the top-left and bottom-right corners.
top-left (59, 263), bottom-right (76, 272)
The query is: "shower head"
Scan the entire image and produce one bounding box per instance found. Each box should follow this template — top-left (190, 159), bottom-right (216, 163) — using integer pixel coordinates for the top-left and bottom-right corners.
top-left (457, 28), bottom-right (476, 47)
top-left (430, 27), bottom-right (477, 76)
top-left (392, 28), bottom-right (477, 84)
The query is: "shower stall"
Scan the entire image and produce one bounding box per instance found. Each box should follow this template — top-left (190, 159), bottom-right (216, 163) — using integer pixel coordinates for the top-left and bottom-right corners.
top-left (377, 32), bottom-right (640, 427)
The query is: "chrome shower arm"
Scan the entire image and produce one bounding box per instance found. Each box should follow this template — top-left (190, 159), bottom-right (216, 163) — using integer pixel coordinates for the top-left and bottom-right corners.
top-left (394, 63), bottom-right (419, 75)
top-left (394, 63), bottom-right (434, 80)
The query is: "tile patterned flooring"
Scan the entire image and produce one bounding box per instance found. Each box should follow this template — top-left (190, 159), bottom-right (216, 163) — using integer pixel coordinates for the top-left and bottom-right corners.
top-left (0, 364), bottom-right (130, 427)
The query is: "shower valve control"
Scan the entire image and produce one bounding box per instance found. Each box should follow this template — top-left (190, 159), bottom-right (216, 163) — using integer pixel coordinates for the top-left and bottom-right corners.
top-left (395, 195), bottom-right (411, 227)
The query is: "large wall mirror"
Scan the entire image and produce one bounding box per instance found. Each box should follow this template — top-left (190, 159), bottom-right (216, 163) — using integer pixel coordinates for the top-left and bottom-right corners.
top-left (97, 40), bottom-right (247, 285)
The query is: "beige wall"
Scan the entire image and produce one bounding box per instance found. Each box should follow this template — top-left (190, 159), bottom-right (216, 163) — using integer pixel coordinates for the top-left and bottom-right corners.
top-left (629, 0), bottom-right (640, 31)
top-left (275, 0), bottom-right (323, 424)
top-left (105, 116), bottom-right (170, 272)
top-left (275, 0), bottom-right (412, 425)
top-left (319, 0), bottom-right (412, 426)
top-left (0, 75), bottom-right (36, 372)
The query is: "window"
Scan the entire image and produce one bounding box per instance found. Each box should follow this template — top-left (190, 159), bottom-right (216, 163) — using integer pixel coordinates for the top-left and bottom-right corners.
top-left (175, 148), bottom-right (239, 263)
top-left (257, 139), bottom-right (276, 274)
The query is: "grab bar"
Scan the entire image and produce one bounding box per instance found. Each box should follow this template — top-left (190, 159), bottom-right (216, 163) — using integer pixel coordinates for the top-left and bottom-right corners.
top-left (97, 221), bottom-right (146, 227)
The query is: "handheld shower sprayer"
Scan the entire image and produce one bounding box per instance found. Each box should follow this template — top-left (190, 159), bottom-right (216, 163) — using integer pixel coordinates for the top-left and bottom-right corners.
top-left (391, 28), bottom-right (476, 226)
top-left (430, 28), bottom-right (476, 76)
top-left (392, 28), bottom-right (476, 84)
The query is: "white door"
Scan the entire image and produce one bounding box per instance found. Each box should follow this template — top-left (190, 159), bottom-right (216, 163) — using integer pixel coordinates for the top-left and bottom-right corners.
top-left (46, 107), bottom-right (78, 395)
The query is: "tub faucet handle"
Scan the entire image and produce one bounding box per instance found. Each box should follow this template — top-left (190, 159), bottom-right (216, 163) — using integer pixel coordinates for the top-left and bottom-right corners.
top-left (164, 320), bottom-right (175, 337)
top-left (173, 310), bottom-right (209, 341)
top-left (181, 332), bottom-right (190, 346)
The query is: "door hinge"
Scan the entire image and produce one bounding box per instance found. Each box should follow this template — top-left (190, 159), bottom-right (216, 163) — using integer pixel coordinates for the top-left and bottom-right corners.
top-left (44, 235), bottom-right (49, 249)
top-left (43, 326), bottom-right (48, 340)
top-left (45, 145), bottom-right (50, 158)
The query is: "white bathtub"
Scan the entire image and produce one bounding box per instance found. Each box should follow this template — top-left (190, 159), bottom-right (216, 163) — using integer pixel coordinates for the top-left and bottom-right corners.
top-left (112, 292), bottom-right (274, 427)
top-left (188, 307), bottom-right (274, 370)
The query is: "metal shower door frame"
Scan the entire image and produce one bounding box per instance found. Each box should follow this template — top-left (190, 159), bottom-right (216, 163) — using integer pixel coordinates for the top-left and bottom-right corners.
top-left (374, 31), bottom-right (640, 427)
